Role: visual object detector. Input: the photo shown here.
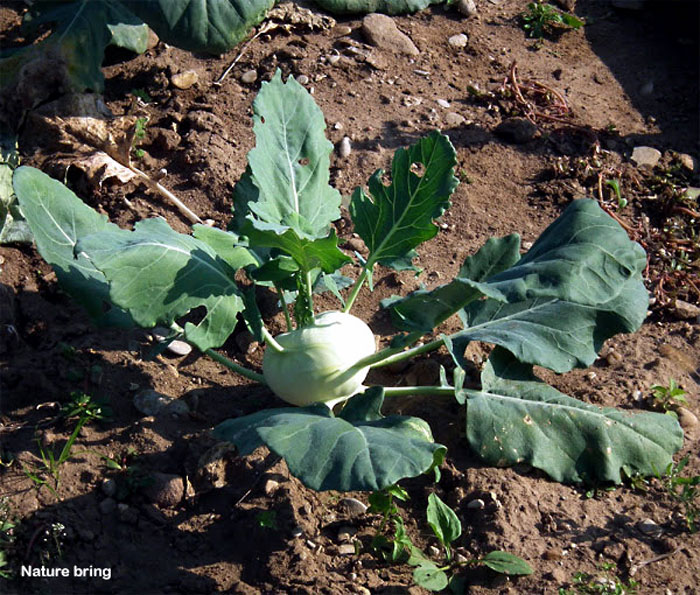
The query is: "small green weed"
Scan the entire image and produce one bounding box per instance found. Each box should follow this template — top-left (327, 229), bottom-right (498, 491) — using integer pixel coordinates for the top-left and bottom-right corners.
top-left (559, 562), bottom-right (638, 594)
top-left (521, 2), bottom-right (584, 38)
top-left (656, 455), bottom-right (699, 533)
top-left (131, 88), bottom-right (152, 103)
top-left (61, 391), bottom-right (112, 422)
top-left (256, 510), bottom-right (278, 530)
top-left (650, 379), bottom-right (688, 414)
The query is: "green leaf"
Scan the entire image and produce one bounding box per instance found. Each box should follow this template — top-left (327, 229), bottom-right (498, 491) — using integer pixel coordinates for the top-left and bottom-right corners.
top-left (192, 224), bottom-right (258, 271)
top-left (243, 223), bottom-right (351, 274)
top-left (413, 563), bottom-right (449, 592)
top-left (426, 493), bottom-right (462, 550)
top-left (13, 166), bottom-right (132, 326)
top-left (0, 138), bottom-right (32, 245)
top-left (232, 70), bottom-right (341, 239)
top-left (213, 387), bottom-right (446, 491)
top-left (466, 348), bottom-right (684, 484)
top-left (481, 551), bottom-right (533, 576)
top-left (107, 21), bottom-right (150, 54)
top-left (77, 218), bottom-right (244, 351)
top-left (122, 0), bottom-right (274, 55)
top-left (385, 234), bottom-right (521, 331)
top-left (351, 130), bottom-right (458, 270)
top-left (314, 0), bottom-right (446, 15)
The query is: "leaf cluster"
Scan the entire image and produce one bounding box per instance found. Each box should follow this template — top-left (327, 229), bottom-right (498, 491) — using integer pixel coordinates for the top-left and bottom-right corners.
top-left (521, 2), bottom-right (584, 39)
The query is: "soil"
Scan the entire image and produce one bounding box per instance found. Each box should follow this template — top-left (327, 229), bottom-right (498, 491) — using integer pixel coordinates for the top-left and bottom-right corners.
top-left (1, 1), bottom-right (699, 594)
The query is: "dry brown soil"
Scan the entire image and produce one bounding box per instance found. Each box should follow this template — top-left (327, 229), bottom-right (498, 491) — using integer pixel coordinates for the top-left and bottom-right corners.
top-left (1, 1), bottom-right (699, 593)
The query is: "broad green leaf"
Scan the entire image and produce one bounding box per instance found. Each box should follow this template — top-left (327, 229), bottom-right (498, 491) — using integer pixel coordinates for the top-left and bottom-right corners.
top-left (107, 21), bottom-right (149, 54)
top-left (426, 493), bottom-right (462, 550)
top-left (13, 166), bottom-right (132, 326)
top-left (350, 130), bottom-right (458, 269)
top-left (314, 0), bottom-right (445, 15)
top-left (232, 70), bottom-right (341, 239)
top-left (481, 551), bottom-right (533, 576)
top-left (0, 138), bottom-right (32, 245)
top-left (122, 0), bottom-right (274, 55)
top-left (77, 218), bottom-right (244, 351)
top-left (413, 563), bottom-right (449, 592)
top-left (213, 387), bottom-right (446, 491)
top-left (385, 234), bottom-right (521, 331)
top-left (191, 224), bottom-right (257, 271)
top-left (243, 223), bottom-right (351, 274)
top-left (466, 348), bottom-right (684, 484)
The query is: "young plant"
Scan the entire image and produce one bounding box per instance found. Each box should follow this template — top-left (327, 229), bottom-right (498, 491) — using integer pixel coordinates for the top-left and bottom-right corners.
top-left (656, 455), bottom-right (699, 533)
top-left (559, 562), bottom-right (638, 594)
top-left (520, 2), bottom-right (584, 38)
top-left (650, 379), bottom-right (688, 414)
top-left (13, 70), bottom-right (683, 495)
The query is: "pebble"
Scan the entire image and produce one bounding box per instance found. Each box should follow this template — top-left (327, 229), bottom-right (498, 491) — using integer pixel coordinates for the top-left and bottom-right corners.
top-left (638, 518), bottom-right (663, 537)
top-left (263, 479), bottom-right (280, 496)
top-left (346, 237), bottom-right (368, 254)
top-left (166, 339), bottom-right (192, 357)
top-left (296, 74), bottom-right (309, 85)
top-left (678, 153), bottom-right (697, 172)
top-left (361, 13), bottom-right (420, 56)
top-left (99, 498), bottom-right (117, 515)
top-left (494, 117), bottom-right (538, 144)
top-left (444, 112), bottom-right (466, 128)
top-left (437, 99), bottom-right (450, 108)
top-left (291, 526), bottom-right (303, 538)
top-left (456, 0), bottom-right (478, 16)
top-left (171, 70), bottom-right (199, 89)
top-left (428, 545), bottom-right (441, 557)
top-left (448, 33), bottom-right (469, 49)
top-left (334, 25), bottom-right (353, 36)
top-left (336, 543), bottom-right (357, 555)
top-left (673, 299), bottom-right (700, 321)
top-left (101, 478), bottom-right (117, 498)
top-left (337, 526), bottom-right (357, 542)
top-left (631, 146), bottom-right (661, 168)
top-left (605, 351), bottom-right (623, 367)
top-left (466, 498), bottom-right (485, 509)
top-left (240, 69), bottom-right (258, 84)
top-left (144, 472), bottom-right (185, 508)
top-left (339, 497), bottom-right (367, 516)
top-left (677, 407), bottom-right (699, 436)
top-left (338, 136), bottom-right (352, 158)
top-left (133, 390), bottom-right (189, 417)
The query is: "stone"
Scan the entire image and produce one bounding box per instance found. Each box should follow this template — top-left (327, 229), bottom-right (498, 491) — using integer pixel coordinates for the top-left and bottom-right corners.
top-left (466, 498), bottom-right (485, 509)
top-left (673, 299), bottom-right (700, 321)
top-left (338, 497), bottom-right (367, 516)
top-left (638, 518), bottom-right (663, 537)
top-left (677, 407), bottom-right (698, 436)
top-left (296, 74), bottom-right (309, 85)
top-left (678, 153), bottom-right (697, 172)
top-left (263, 479), bottom-right (280, 496)
top-left (99, 498), bottom-right (116, 515)
top-left (494, 117), bottom-right (538, 144)
top-left (345, 237), bottom-right (368, 254)
top-left (631, 146), bottom-right (661, 169)
top-left (361, 14), bottom-right (419, 56)
top-left (171, 70), bottom-right (199, 90)
top-left (334, 25), bottom-right (353, 36)
top-left (240, 69), bottom-right (258, 84)
top-left (166, 339), bottom-right (192, 357)
top-left (456, 0), bottom-right (478, 17)
top-left (101, 478), bottom-right (117, 498)
top-left (338, 136), bottom-right (352, 158)
top-left (444, 112), bottom-right (466, 128)
top-left (437, 99), bottom-right (450, 108)
top-left (336, 543), bottom-right (357, 555)
top-left (146, 28), bottom-right (160, 50)
top-left (337, 526), bottom-right (357, 542)
top-left (448, 33), bottom-right (468, 49)
top-left (133, 390), bottom-right (189, 417)
top-left (143, 472), bottom-right (185, 508)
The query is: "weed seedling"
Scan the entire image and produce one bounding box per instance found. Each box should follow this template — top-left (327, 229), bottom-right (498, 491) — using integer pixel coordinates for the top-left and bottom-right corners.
top-left (559, 562), bottom-right (638, 594)
top-left (650, 379), bottom-right (688, 414)
top-left (656, 455), bottom-right (699, 533)
top-left (521, 2), bottom-right (584, 38)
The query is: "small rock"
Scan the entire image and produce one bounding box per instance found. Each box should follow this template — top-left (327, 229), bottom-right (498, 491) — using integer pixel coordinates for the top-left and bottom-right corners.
top-left (346, 237), bottom-right (368, 254)
top-left (336, 543), bottom-right (357, 555)
top-left (263, 479), bottom-right (280, 496)
top-left (146, 28), bottom-right (160, 50)
top-left (143, 472), bottom-right (185, 508)
top-left (495, 117), bottom-right (538, 144)
top-left (133, 390), bottom-right (188, 417)
top-left (101, 479), bottom-right (117, 498)
top-left (456, 0), bottom-right (478, 16)
top-left (361, 13), bottom-right (419, 56)
top-left (338, 136), bottom-right (352, 158)
top-left (673, 299), bottom-right (700, 321)
top-left (436, 99), bottom-right (450, 108)
top-left (291, 526), bottom-right (303, 538)
top-left (240, 69), bottom-right (258, 84)
top-left (444, 112), bottom-right (466, 128)
top-left (99, 498), bottom-right (116, 515)
top-left (166, 339), bottom-right (192, 357)
top-left (428, 545), bottom-right (441, 557)
top-left (631, 146), bottom-right (661, 169)
top-left (334, 25), bottom-right (353, 36)
top-left (678, 153), bottom-right (697, 172)
top-left (296, 74), bottom-right (309, 85)
top-left (677, 407), bottom-right (698, 434)
top-left (339, 497), bottom-right (367, 516)
top-left (448, 33), bottom-right (468, 49)
top-left (605, 351), bottom-right (623, 367)
top-left (638, 518), bottom-right (663, 537)
top-left (337, 526), bottom-right (357, 542)
top-left (171, 70), bottom-right (199, 90)
top-left (466, 498), bottom-right (485, 509)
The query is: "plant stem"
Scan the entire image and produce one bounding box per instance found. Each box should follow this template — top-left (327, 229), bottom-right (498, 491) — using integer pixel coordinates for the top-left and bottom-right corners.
top-left (261, 327), bottom-right (285, 353)
top-left (205, 349), bottom-right (266, 384)
top-left (381, 386), bottom-right (457, 398)
top-left (274, 282), bottom-right (294, 331)
top-left (351, 332), bottom-right (442, 370)
top-left (343, 268), bottom-right (369, 314)
top-left (305, 270), bottom-right (315, 319)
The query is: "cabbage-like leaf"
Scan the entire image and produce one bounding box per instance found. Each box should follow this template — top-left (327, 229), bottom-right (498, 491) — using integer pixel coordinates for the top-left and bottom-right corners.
top-left (77, 218), bottom-right (244, 351)
top-left (231, 71), bottom-right (341, 240)
top-left (314, 0), bottom-right (445, 15)
top-left (350, 130), bottom-right (458, 270)
top-left (13, 166), bottom-right (132, 326)
top-left (465, 348), bottom-right (683, 484)
top-left (213, 387), bottom-right (446, 491)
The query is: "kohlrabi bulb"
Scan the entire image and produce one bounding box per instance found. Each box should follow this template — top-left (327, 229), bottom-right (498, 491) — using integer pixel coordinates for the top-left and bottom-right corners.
top-left (262, 311), bottom-right (376, 408)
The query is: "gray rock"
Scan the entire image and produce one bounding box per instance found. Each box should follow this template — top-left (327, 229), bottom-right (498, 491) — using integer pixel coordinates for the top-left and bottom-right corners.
top-left (101, 479), bottom-right (117, 498)
top-left (240, 69), bottom-right (258, 84)
top-left (673, 299), bottom-right (700, 321)
top-left (338, 136), bottom-right (352, 158)
top-left (166, 339), bottom-right (192, 357)
top-left (631, 146), bottom-right (661, 169)
top-left (99, 498), bottom-right (116, 515)
top-left (495, 117), bottom-right (538, 144)
top-left (444, 112), bottom-right (466, 128)
top-left (678, 153), bottom-right (697, 172)
top-left (448, 33), bottom-right (468, 49)
top-left (143, 472), bottom-right (185, 508)
top-left (133, 389), bottom-right (188, 417)
top-left (336, 543), bottom-right (357, 555)
top-left (296, 74), bottom-right (309, 85)
top-left (466, 498), bottom-right (485, 509)
top-left (456, 0), bottom-right (478, 16)
top-left (638, 518), bottom-right (663, 537)
top-left (339, 497), bottom-right (367, 516)
top-left (437, 99), bottom-right (450, 108)
top-left (361, 14), bottom-right (419, 56)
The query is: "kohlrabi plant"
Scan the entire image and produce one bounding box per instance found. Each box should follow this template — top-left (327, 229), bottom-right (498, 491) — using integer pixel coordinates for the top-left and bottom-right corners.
top-left (13, 70), bottom-right (683, 494)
